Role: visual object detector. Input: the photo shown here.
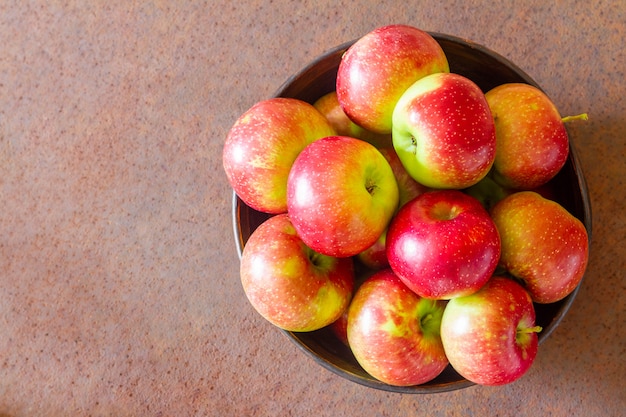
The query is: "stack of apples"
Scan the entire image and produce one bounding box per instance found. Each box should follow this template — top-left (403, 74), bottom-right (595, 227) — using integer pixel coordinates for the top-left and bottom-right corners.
top-left (223, 24), bottom-right (589, 388)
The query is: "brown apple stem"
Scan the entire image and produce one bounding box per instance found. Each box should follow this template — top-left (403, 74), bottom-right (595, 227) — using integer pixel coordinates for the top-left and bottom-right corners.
top-left (561, 113), bottom-right (589, 123)
top-left (518, 325), bottom-right (543, 334)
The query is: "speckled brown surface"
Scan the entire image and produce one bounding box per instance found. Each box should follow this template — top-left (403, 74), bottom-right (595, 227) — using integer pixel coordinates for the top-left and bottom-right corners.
top-left (0, 1), bottom-right (624, 416)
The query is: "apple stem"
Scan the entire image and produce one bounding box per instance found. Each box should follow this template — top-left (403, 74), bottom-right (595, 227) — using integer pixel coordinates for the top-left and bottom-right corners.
top-left (307, 248), bottom-right (324, 268)
top-left (420, 313), bottom-right (434, 331)
top-left (518, 325), bottom-right (543, 334)
top-left (561, 113), bottom-right (588, 123)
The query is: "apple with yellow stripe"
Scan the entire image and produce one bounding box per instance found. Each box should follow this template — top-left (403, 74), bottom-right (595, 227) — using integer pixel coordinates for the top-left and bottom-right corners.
top-left (336, 24), bottom-right (449, 135)
top-left (287, 136), bottom-right (399, 258)
top-left (223, 97), bottom-right (336, 214)
top-left (490, 191), bottom-right (589, 304)
top-left (347, 268), bottom-right (448, 386)
top-left (240, 213), bottom-right (354, 332)
top-left (485, 82), bottom-right (588, 190)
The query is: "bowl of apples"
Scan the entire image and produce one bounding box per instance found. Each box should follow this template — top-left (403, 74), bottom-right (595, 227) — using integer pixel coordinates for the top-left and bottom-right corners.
top-left (225, 25), bottom-right (591, 393)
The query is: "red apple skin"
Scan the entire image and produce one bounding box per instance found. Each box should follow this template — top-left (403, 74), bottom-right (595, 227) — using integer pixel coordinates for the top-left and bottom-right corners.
top-left (356, 228), bottom-right (389, 270)
top-left (386, 190), bottom-right (501, 300)
top-left (485, 83), bottom-right (569, 190)
top-left (223, 97), bottom-right (336, 214)
top-left (329, 308), bottom-right (350, 347)
top-left (347, 269), bottom-right (449, 386)
top-left (313, 91), bottom-right (393, 149)
top-left (240, 214), bottom-right (354, 332)
top-left (287, 136), bottom-right (399, 258)
top-left (392, 72), bottom-right (497, 189)
top-left (336, 24), bottom-right (449, 134)
top-left (440, 276), bottom-right (540, 386)
top-left (490, 191), bottom-right (589, 304)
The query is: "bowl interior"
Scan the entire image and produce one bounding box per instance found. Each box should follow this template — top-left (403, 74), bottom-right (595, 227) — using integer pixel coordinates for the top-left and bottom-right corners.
top-left (232, 33), bottom-right (592, 393)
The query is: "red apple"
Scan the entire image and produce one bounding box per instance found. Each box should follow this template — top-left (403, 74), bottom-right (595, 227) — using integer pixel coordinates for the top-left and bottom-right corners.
top-left (347, 269), bottom-right (449, 386)
top-left (287, 136), bottom-right (399, 258)
top-left (440, 276), bottom-right (542, 386)
top-left (336, 24), bottom-right (449, 134)
top-left (313, 91), bottom-right (392, 149)
top-left (386, 190), bottom-right (501, 300)
top-left (240, 214), bottom-right (354, 332)
top-left (485, 83), bottom-right (569, 189)
top-left (223, 97), bottom-right (336, 214)
top-left (490, 191), bottom-right (589, 304)
top-left (392, 72), bottom-right (496, 189)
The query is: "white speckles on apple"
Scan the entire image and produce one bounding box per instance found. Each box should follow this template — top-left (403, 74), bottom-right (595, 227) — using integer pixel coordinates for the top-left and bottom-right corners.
top-left (391, 72), bottom-right (496, 189)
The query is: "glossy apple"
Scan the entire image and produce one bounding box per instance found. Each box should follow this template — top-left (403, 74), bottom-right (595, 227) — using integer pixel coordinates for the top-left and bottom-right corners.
top-left (336, 24), bottom-right (449, 134)
top-left (313, 91), bottom-right (392, 149)
top-left (240, 213), bottom-right (354, 332)
top-left (287, 136), bottom-right (399, 258)
top-left (490, 191), bottom-right (589, 304)
top-left (223, 97), bottom-right (336, 213)
top-left (485, 83), bottom-right (569, 189)
top-left (386, 190), bottom-right (500, 300)
top-left (347, 269), bottom-right (449, 386)
top-left (392, 72), bottom-right (497, 189)
top-left (440, 276), bottom-right (542, 386)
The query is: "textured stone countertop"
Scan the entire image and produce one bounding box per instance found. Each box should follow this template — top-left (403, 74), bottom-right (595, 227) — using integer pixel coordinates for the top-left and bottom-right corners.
top-left (1, 1), bottom-right (624, 416)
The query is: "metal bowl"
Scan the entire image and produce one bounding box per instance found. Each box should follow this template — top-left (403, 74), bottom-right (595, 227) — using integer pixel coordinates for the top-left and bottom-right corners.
top-left (231, 33), bottom-right (592, 393)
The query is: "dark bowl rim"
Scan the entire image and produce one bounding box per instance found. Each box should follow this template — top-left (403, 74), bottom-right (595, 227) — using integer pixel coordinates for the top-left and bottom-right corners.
top-left (231, 32), bottom-right (593, 393)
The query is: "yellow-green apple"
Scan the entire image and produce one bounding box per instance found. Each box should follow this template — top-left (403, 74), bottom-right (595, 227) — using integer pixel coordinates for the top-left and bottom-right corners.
top-left (463, 175), bottom-right (512, 211)
top-left (346, 268), bottom-right (449, 386)
top-left (240, 213), bottom-right (354, 332)
top-left (287, 136), bottom-right (399, 258)
top-left (223, 97), bottom-right (336, 214)
top-left (490, 191), bottom-right (589, 304)
top-left (356, 147), bottom-right (430, 269)
top-left (313, 91), bottom-right (392, 149)
top-left (440, 276), bottom-right (542, 386)
top-left (392, 72), bottom-right (497, 189)
top-left (386, 190), bottom-right (500, 300)
top-left (485, 83), bottom-right (569, 189)
top-left (336, 24), bottom-right (449, 134)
